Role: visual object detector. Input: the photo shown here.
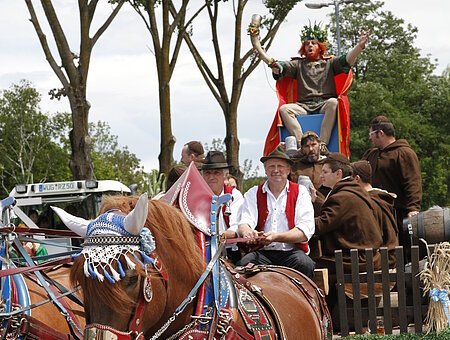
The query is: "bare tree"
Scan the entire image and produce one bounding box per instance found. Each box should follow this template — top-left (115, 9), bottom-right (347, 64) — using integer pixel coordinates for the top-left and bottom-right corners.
top-left (178, 0), bottom-right (301, 179)
top-left (127, 0), bottom-right (207, 175)
top-left (24, 0), bottom-right (125, 179)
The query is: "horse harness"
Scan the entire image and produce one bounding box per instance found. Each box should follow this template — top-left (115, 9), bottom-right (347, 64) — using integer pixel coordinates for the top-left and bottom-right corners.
top-left (1, 239), bottom-right (84, 340)
top-left (229, 264), bottom-right (332, 340)
top-left (84, 242), bottom-right (168, 340)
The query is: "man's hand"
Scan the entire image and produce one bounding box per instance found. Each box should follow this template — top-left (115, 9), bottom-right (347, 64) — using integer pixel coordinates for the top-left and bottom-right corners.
top-left (359, 31), bottom-right (369, 50)
top-left (310, 186), bottom-right (317, 203)
top-left (239, 224), bottom-right (264, 244)
top-left (270, 61), bottom-right (283, 75)
top-left (262, 231), bottom-right (277, 246)
top-left (408, 211), bottom-right (419, 217)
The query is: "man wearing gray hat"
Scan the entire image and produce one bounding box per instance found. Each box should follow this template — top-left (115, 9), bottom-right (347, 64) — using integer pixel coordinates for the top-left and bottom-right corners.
top-left (202, 151), bottom-right (244, 263)
top-left (237, 147), bottom-right (315, 278)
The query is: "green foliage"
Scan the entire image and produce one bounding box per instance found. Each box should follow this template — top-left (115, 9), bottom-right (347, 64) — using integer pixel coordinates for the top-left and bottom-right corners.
top-left (242, 159), bottom-right (260, 180)
top-left (143, 169), bottom-right (166, 198)
top-left (89, 121), bottom-right (147, 188)
top-left (204, 138), bottom-right (226, 153)
top-left (334, 1), bottom-right (450, 208)
top-left (263, 0), bottom-right (302, 21)
top-left (0, 81), bottom-right (150, 197)
top-left (0, 80), bottom-right (71, 196)
top-left (242, 176), bottom-right (265, 193)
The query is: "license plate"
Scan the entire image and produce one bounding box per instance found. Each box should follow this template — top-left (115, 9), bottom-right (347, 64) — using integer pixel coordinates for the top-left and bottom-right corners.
top-left (38, 182), bottom-right (76, 193)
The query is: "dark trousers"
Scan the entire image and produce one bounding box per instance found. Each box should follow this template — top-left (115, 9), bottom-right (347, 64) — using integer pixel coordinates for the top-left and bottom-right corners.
top-left (237, 249), bottom-right (315, 279)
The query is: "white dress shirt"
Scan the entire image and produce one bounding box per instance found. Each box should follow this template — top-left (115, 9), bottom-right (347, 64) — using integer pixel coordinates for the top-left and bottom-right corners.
top-left (239, 180), bottom-right (315, 251)
top-left (218, 187), bottom-right (244, 234)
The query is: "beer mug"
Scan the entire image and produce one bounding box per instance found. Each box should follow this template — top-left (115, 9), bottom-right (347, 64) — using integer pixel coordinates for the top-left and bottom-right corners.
top-left (285, 136), bottom-right (297, 157)
top-left (298, 175), bottom-right (313, 193)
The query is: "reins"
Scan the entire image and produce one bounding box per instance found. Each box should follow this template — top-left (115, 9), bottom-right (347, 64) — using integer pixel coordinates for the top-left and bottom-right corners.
top-left (11, 238), bottom-right (84, 339)
top-left (147, 242), bottom-right (226, 340)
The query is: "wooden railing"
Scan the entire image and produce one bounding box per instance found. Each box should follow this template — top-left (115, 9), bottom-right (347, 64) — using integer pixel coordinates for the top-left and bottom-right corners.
top-left (335, 246), bottom-right (429, 336)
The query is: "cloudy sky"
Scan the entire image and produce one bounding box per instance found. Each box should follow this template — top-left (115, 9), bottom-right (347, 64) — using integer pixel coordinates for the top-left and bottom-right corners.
top-left (1, 1), bottom-right (448, 176)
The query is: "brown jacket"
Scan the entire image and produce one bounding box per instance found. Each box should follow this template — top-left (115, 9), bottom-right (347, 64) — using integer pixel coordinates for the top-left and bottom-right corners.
top-left (362, 139), bottom-right (422, 213)
top-left (369, 189), bottom-right (399, 267)
top-left (290, 157), bottom-right (324, 189)
top-left (315, 178), bottom-right (383, 272)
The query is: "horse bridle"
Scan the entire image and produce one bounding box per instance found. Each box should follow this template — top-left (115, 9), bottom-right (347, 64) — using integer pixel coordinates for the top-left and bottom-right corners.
top-left (84, 243), bottom-right (168, 340)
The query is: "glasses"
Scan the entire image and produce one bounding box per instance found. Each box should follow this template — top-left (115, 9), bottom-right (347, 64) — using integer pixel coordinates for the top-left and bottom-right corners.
top-left (369, 130), bottom-right (380, 137)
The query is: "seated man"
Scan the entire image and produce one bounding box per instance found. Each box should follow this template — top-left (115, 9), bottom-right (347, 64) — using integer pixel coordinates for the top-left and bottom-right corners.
top-left (201, 151), bottom-right (244, 263)
top-left (315, 153), bottom-right (383, 272)
top-left (271, 23), bottom-right (368, 148)
top-left (289, 131), bottom-right (331, 215)
top-left (237, 147), bottom-right (315, 278)
top-left (351, 160), bottom-right (399, 267)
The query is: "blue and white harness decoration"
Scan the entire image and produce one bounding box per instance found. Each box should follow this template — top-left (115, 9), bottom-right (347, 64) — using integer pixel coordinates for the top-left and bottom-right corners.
top-left (52, 193), bottom-right (155, 285)
top-left (79, 210), bottom-right (156, 284)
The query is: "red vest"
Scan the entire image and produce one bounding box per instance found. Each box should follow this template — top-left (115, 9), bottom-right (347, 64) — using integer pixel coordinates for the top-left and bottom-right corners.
top-left (222, 185), bottom-right (234, 228)
top-left (256, 181), bottom-right (309, 253)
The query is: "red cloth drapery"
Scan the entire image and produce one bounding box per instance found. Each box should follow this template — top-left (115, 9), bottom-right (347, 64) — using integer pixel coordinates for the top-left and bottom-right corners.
top-left (263, 70), bottom-right (353, 157)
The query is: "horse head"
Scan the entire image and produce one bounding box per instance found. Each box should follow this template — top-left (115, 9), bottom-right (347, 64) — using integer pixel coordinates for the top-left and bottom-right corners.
top-left (53, 193), bottom-right (205, 339)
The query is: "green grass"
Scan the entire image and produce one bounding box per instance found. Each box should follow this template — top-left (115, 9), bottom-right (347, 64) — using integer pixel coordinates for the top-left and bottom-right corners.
top-left (341, 327), bottom-right (450, 339)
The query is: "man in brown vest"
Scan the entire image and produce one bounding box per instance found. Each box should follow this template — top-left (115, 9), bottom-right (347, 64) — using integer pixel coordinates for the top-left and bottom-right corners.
top-left (237, 147), bottom-right (315, 278)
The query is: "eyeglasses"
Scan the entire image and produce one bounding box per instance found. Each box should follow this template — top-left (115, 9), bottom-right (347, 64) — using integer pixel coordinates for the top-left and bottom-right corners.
top-left (369, 130), bottom-right (380, 137)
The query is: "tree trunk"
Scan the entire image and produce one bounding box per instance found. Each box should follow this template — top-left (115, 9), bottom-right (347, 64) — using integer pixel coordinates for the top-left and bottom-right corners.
top-left (157, 73), bottom-right (175, 175)
top-left (24, 0), bottom-right (124, 181)
top-left (224, 101), bottom-right (243, 181)
top-left (67, 88), bottom-right (94, 180)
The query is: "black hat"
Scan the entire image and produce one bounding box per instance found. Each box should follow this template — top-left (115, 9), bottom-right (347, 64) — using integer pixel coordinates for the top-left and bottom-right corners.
top-left (201, 151), bottom-right (230, 170)
top-left (260, 146), bottom-right (293, 165)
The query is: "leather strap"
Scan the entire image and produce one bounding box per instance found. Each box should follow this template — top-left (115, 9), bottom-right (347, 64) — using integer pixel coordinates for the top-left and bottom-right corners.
top-left (18, 314), bottom-right (76, 340)
top-left (0, 256), bottom-right (73, 278)
top-left (12, 238), bottom-right (83, 338)
top-left (236, 285), bottom-right (276, 340)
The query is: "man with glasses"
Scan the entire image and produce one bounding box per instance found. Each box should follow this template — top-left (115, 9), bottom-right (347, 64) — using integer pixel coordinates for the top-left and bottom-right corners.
top-left (362, 115), bottom-right (422, 255)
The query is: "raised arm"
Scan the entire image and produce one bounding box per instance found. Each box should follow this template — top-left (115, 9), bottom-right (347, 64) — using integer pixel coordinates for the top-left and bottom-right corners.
top-left (346, 31), bottom-right (369, 66)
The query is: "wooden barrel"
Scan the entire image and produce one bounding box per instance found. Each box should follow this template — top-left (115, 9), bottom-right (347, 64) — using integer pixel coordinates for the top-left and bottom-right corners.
top-left (403, 206), bottom-right (450, 245)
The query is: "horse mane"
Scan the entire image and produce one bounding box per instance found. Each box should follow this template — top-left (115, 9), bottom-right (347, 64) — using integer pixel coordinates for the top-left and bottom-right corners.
top-left (71, 195), bottom-right (206, 316)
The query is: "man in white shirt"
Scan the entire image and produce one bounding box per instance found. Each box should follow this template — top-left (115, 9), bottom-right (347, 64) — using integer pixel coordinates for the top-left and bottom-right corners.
top-left (237, 147), bottom-right (315, 278)
top-left (202, 151), bottom-right (244, 263)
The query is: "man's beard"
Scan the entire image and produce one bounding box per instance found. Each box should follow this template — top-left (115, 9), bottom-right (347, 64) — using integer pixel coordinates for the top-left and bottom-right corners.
top-left (306, 153), bottom-right (319, 163)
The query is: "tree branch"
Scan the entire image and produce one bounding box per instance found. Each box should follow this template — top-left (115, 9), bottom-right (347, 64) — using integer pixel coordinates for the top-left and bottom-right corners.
top-left (24, 0), bottom-right (69, 89)
top-left (91, 0), bottom-right (125, 47)
top-left (40, 0), bottom-right (78, 82)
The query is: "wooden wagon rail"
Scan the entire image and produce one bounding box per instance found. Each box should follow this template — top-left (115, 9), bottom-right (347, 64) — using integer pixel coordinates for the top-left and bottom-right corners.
top-left (335, 245), bottom-right (428, 336)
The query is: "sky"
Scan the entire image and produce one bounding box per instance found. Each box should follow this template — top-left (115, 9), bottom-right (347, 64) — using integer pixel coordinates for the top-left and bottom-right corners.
top-left (0, 1), bottom-right (449, 177)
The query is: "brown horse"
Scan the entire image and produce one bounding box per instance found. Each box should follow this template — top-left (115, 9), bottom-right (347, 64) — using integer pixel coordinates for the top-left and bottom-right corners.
top-left (24, 265), bottom-right (85, 338)
top-left (1, 264), bottom-right (85, 339)
top-left (63, 195), bottom-right (330, 339)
